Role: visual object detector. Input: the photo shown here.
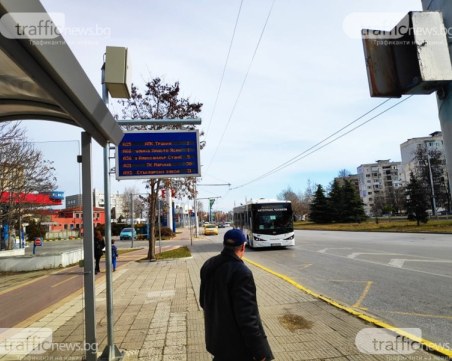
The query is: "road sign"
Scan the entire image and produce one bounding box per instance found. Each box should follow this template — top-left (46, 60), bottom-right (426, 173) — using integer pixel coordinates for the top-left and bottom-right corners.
top-left (116, 130), bottom-right (201, 180)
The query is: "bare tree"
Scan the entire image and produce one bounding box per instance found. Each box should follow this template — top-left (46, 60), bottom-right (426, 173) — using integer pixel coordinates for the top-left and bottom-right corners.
top-left (277, 186), bottom-right (304, 220)
top-left (300, 179), bottom-right (315, 218)
top-left (119, 79), bottom-right (203, 260)
top-left (338, 169), bottom-right (352, 178)
top-left (413, 145), bottom-right (449, 213)
top-left (0, 122), bottom-right (57, 249)
top-left (122, 186), bottom-right (146, 222)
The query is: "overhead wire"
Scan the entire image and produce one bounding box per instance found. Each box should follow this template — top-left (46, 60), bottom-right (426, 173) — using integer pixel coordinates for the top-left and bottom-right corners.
top-left (205, 0), bottom-right (277, 173)
top-left (204, 0), bottom-right (244, 138)
top-left (230, 95), bottom-right (413, 190)
top-left (234, 98), bottom-right (392, 184)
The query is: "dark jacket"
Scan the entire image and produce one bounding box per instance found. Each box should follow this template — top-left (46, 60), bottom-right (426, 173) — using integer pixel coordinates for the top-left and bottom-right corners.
top-left (94, 237), bottom-right (105, 259)
top-left (200, 248), bottom-right (274, 361)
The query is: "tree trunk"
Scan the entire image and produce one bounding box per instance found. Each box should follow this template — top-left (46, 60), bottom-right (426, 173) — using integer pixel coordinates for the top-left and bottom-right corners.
top-left (146, 180), bottom-right (159, 261)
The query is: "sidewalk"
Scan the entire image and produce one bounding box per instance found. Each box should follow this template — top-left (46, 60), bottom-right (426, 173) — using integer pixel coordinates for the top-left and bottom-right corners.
top-left (0, 228), bottom-right (446, 361)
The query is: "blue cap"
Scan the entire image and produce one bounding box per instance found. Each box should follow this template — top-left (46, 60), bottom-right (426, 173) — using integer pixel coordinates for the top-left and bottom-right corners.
top-left (223, 229), bottom-right (246, 247)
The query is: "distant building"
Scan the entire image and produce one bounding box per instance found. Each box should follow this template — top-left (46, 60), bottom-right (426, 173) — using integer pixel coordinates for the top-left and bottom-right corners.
top-left (400, 131), bottom-right (447, 183)
top-left (66, 194), bottom-right (82, 208)
top-left (45, 207), bottom-right (105, 238)
top-left (334, 174), bottom-right (360, 191)
top-left (357, 160), bottom-right (404, 216)
top-left (65, 189), bottom-right (125, 221)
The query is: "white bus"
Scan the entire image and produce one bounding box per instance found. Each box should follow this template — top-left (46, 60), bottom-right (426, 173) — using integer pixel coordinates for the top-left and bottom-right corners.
top-left (233, 199), bottom-right (295, 248)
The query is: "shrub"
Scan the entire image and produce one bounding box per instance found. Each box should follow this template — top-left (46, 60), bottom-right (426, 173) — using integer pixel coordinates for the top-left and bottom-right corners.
top-left (155, 227), bottom-right (175, 239)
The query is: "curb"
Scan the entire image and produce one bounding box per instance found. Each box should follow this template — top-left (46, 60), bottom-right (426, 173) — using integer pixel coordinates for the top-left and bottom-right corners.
top-left (243, 257), bottom-right (452, 359)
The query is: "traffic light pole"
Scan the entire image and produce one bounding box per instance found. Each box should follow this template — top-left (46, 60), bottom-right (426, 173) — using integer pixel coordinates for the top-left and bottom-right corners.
top-left (421, 0), bottom-right (452, 201)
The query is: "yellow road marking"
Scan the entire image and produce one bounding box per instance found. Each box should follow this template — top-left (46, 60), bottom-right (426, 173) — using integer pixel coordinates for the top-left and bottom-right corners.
top-left (385, 310), bottom-right (452, 321)
top-left (243, 257), bottom-right (452, 359)
top-left (352, 281), bottom-right (373, 308)
top-left (51, 275), bottom-right (79, 288)
top-left (0, 275), bottom-right (51, 296)
top-left (0, 265), bottom-right (79, 297)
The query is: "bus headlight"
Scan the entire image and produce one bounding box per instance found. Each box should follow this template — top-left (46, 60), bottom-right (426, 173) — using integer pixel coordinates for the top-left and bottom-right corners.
top-left (284, 235), bottom-right (294, 240)
top-left (253, 236), bottom-right (264, 242)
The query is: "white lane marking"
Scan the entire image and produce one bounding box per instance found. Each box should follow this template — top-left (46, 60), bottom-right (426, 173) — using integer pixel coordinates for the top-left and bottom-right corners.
top-left (295, 248), bottom-right (452, 279)
top-left (347, 252), bottom-right (403, 259)
top-left (389, 259), bottom-right (452, 268)
top-left (318, 247), bottom-right (352, 253)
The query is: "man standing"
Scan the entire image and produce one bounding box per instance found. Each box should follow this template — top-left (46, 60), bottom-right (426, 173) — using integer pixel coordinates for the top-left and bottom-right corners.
top-left (200, 229), bottom-right (274, 361)
top-left (94, 230), bottom-right (105, 274)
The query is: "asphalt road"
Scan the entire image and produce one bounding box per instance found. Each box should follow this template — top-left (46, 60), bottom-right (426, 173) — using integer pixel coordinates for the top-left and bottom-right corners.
top-left (15, 229), bottom-right (452, 350)
top-left (236, 230), bottom-right (452, 351)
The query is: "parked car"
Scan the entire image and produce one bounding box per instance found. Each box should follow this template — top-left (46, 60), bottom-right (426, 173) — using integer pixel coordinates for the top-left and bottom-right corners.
top-left (119, 227), bottom-right (137, 240)
top-left (203, 224), bottom-right (219, 236)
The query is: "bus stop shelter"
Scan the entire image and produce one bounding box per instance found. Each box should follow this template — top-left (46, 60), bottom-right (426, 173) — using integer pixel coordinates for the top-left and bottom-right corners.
top-left (0, 0), bottom-right (123, 359)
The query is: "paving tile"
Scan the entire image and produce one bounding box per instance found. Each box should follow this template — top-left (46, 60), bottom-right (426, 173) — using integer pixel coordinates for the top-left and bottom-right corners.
top-left (2, 231), bottom-right (445, 361)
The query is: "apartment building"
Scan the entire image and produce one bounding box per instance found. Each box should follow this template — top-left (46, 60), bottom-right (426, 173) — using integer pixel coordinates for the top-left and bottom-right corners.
top-left (400, 131), bottom-right (447, 182)
top-left (334, 174), bottom-right (360, 191)
top-left (66, 190), bottom-right (125, 221)
top-left (357, 160), bottom-right (404, 215)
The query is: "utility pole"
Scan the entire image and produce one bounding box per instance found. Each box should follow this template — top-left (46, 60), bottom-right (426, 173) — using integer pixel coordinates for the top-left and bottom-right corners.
top-left (100, 60), bottom-right (122, 361)
top-left (427, 154), bottom-right (437, 216)
top-left (421, 0), bottom-right (452, 201)
top-left (362, 4), bottom-right (452, 215)
top-left (131, 193), bottom-right (134, 248)
top-left (166, 186), bottom-right (173, 231)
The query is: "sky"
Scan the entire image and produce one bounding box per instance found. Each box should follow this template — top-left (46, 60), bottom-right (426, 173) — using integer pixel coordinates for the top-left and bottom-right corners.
top-left (21, 0), bottom-right (443, 212)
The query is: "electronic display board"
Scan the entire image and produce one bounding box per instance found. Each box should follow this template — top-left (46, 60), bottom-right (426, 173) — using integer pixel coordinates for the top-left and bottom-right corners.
top-left (116, 130), bottom-right (200, 180)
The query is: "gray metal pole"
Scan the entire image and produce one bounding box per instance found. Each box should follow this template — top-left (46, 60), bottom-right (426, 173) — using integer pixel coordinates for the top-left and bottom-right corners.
top-left (81, 132), bottom-right (97, 361)
top-left (131, 193), bottom-right (134, 248)
top-left (167, 187), bottom-right (172, 231)
top-left (427, 155), bottom-right (437, 216)
top-left (194, 180), bottom-right (199, 237)
top-left (422, 0), bottom-right (452, 200)
top-left (99, 63), bottom-right (122, 361)
top-left (158, 199), bottom-right (162, 254)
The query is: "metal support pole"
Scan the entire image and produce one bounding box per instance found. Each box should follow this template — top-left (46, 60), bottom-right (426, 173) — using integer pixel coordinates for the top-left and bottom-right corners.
top-left (158, 199), bottom-right (162, 254)
top-left (131, 194), bottom-right (134, 248)
top-left (99, 63), bottom-right (122, 361)
top-left (167, 187), bottom-right (173, 231)
top-left (422, 0), bottom-right (452, 201)
top-left (81, 132), bottom-right (97, 361)
top-left (194, 180), bottom-right (199, 237)
top-left (427, 155), bottom-right (437, 216)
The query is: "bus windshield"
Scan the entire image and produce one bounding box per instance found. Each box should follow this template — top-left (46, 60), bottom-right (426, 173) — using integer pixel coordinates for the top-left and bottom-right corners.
top-left (252, 204), bottom-right (293, 234)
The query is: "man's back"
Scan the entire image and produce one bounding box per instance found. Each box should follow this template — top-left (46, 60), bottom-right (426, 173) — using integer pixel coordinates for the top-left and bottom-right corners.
top-left (200, 247), bottom-right (273, 361)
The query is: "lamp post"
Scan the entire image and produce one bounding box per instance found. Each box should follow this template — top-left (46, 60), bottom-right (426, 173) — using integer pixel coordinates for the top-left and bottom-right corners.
top-left (427, 154), bottom-right (437, 216)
